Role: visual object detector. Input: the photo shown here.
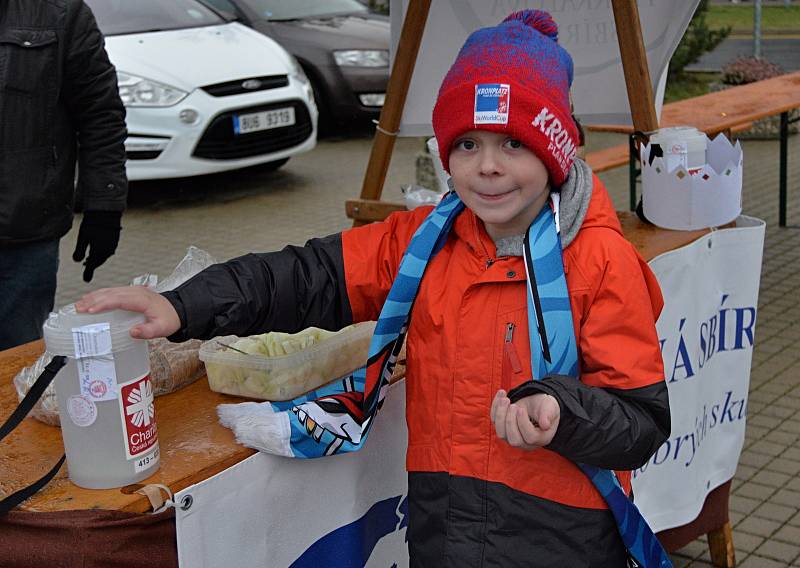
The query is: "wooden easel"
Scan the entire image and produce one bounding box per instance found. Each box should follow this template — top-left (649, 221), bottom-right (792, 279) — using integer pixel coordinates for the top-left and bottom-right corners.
top-left (345, 0), bottom-right (660, 226)
top-left (343, 2), bottom-right (736, 566)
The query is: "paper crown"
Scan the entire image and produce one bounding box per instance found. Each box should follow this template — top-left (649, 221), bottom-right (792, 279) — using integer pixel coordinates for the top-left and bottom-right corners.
top-left (641, 133), bottom-right (743, 231)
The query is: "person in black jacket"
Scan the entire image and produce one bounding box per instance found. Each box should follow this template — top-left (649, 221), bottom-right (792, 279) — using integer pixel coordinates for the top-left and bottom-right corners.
top-left (0, 0), bottom-right (128, 350)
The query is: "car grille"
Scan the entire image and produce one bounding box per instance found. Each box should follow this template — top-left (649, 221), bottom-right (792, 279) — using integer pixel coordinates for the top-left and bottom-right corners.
top-left (193, 100), bottom-right (313, 160)
top-left (201, 75), bottom-right (289, 97)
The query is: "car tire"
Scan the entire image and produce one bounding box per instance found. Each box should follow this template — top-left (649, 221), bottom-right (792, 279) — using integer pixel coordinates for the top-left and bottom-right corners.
top-left (304, 70), bottom-right (334, 136)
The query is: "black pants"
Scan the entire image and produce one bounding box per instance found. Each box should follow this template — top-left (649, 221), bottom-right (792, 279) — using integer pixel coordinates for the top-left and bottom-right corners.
top-left (407, 472), bottom-right (629, 568)
top-left (0, 239), bottom-right (59, 350)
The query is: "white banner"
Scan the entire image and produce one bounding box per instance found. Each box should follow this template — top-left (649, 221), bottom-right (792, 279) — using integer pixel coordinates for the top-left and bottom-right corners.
top-left (175, 381), bottom-right (409, 568)
top-left (391, 0), bottom-right (699, 135)
top-left (631, 216), bottom-right (766, 532)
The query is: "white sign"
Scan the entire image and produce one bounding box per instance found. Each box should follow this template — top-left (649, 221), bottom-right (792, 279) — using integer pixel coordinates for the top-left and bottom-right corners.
top-left (72, 322), bottom-right (118, 402)
top-left (391, 0), bottom-right (699, 135)
top-left (631, 216), bottom-right (765, 532)
top-left (176, 381), bottom-right (409, 568)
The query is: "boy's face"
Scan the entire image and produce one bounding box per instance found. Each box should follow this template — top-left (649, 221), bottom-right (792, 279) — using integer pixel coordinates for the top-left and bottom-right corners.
top-left (448, 130), bottom-right (550, 241)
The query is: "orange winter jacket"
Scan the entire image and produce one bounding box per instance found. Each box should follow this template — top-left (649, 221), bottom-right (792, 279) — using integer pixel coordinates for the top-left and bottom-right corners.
top-left (164, 165), bottom-right (671, 565)
top-left (342, 173), bottom-right (667, 510)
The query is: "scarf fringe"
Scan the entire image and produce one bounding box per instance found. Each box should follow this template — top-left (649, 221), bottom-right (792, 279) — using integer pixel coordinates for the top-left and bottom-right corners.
top-left (217, 402), bottom-right (293, 457)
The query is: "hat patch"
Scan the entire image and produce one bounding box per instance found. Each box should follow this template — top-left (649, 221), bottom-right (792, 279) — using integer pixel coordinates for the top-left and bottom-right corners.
top-left (474, 83), bottom-right (510, 125)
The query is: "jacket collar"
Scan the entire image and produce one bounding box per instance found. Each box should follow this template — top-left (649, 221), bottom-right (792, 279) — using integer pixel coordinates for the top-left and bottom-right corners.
top-left (452, 207), bottom-right (497, 263)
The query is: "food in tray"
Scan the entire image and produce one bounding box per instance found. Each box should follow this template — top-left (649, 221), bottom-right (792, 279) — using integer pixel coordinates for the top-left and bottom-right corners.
top-left (228, 327), bottom-right (338, 358)
top-left (200, 322), bottom-right (375, 401)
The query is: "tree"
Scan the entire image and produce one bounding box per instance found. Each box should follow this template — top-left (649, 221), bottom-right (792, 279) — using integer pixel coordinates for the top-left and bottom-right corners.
top-left (669, 0), bottom-right (731, 78)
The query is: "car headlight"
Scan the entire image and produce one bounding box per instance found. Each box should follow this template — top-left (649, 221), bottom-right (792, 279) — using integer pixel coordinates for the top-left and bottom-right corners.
top-left (117, 71), bottom-right (188, 107)
top-left (287, 56), bottom-right (310, 86)
top-left (333, 50), bottom-right (389, 68)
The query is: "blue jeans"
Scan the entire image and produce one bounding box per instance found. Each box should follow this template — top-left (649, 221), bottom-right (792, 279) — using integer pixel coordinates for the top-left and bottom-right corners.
top-left (0, 239), bottom-right (59, 350)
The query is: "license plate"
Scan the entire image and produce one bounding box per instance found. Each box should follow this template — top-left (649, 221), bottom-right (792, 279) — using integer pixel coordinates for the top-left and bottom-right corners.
top-left (233, 107), bottom-right (295, 135)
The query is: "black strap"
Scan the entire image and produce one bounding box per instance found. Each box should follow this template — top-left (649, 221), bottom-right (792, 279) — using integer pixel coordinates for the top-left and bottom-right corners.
top-left (0, 355), bottom-right (68, 514)
top-left (523, 224), bottom-right (551, 363)
top-left (1, 355), bottom-right (66, 441)
top-left (0, 454), bottom-right (66, 514)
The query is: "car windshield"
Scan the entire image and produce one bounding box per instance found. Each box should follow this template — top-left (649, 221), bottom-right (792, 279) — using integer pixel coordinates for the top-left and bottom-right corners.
top-left (238, 0), bottom-right (368, 21)
top-left (85, 0), bottom-right (225, 36)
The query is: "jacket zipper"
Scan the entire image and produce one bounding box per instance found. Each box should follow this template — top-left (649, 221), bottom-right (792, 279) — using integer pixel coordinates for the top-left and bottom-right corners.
top-left (504, 322), bottom-right (523, 376)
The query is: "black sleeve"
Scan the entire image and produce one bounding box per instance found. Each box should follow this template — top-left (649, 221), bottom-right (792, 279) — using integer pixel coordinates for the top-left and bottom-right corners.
top-left (64, 1), bottom-right (128, 211)
top-left (162, 233), bottom-right (353, 342)
top-left (507, 377), bottom-right (670, 470)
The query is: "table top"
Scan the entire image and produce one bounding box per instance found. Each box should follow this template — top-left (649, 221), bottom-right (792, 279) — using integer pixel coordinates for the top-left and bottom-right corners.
top-left (587, 71), bottom-right (800, 135)
top-left (0, 213), bottom-right (714, 514)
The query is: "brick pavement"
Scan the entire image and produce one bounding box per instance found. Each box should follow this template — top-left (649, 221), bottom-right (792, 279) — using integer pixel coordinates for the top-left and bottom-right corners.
top-left (53, 129), bottom-right (800, 567)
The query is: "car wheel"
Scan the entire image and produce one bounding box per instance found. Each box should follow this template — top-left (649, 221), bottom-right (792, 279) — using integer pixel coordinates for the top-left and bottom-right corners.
top-left (305, 72), bottom-right (334, 136)
top-left (256, 157), bottom-right (290, 172)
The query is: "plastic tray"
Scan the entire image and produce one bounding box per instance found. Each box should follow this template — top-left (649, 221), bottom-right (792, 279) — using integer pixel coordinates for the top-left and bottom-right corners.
top-left (199, 321), bottom-right (376, 401)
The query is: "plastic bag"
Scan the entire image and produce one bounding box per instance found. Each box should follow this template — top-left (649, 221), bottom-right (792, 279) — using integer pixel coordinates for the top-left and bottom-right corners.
top-left (401, 184), bottom-right (444, 210)
top-left (14, 246), bottom-right (216, 427)
top-left (13, 353), bottom-right (61, 426)
top-left (129, 245), bottom-right (217, 292)
top-left (147, 338), bottom-right (206, 395)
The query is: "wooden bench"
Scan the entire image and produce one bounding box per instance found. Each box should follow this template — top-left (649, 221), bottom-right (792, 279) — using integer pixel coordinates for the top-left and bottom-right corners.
top-left (587, 71), bottom-right (800, 225)
top-left (347, 71), bottom-right (800, 226)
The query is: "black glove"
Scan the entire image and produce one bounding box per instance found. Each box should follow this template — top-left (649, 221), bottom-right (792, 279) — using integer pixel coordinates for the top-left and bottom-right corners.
top-left (72, 211), bottom-right (123, 282)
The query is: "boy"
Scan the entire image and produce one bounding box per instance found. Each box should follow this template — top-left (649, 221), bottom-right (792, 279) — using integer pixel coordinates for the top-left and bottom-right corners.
top-left (78, 10), bottom-right (670, 566)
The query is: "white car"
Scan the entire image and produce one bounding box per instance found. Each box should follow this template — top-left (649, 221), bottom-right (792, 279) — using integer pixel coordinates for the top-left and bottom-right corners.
top-left (85, 0), bottom-right (317, 180)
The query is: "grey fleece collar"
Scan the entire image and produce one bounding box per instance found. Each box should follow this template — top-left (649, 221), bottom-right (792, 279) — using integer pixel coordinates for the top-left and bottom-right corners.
top-left (558, 158), bottom-right (593, 249)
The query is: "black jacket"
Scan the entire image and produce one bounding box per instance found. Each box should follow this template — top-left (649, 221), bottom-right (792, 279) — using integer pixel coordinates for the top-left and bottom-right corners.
top-left (0, 0), bottom-right (127, 245)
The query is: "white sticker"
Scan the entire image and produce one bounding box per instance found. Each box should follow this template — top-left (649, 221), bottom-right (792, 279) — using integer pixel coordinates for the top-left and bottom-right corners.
top-left (71, 322), bottom-right (113, 358)
top-left (77, 355), bottom-right (117, 402)
top-left (474, 83), bottom-right (510, 125)
top-left (665, 142), bottom-right (689, 171)
top-left (66, 394), bottom-right (98, 427)
top-left (134, 444), bottom-right (160, 473)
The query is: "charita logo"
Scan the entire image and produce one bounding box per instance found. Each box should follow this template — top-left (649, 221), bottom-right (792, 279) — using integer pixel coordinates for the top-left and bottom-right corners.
top-left (532, 107), bottom-right (577, 174)
top-left (474, 83), bottom-right (510, 125)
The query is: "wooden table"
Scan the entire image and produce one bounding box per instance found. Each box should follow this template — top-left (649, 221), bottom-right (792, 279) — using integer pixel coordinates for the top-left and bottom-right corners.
top-left (589, 71), bottom-right (800, 224)
top-left (0, 214), bottom-right (733, 566)
top-left (0, 342), bottom-right (256, 515)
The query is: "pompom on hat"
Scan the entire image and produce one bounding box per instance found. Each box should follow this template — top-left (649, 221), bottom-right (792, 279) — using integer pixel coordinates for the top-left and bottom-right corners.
top-left (432, 10), bottom-right (579, 187)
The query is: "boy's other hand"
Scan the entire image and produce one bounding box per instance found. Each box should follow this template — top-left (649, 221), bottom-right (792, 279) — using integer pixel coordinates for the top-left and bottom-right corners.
top-left (75, 286), bottom-right (181, 339)
top-left (490, 389), bottom-right (560, 450)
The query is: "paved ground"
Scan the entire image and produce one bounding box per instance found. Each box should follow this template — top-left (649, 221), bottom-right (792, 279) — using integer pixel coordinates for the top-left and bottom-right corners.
top-left (53, 126), bottom-right (800, 566)
top-left (687, 1), bottom-right (800, 73)
top-left (687, 38), bottom-right (800, 72)
top-left (55, 133), bottom-right (422, 305)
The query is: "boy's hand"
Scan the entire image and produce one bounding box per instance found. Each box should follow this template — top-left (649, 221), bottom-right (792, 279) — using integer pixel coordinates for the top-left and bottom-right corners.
top-left (490, 389), bottom-right (560, 450)
top-left (75, 286), bottom-right (181, 339)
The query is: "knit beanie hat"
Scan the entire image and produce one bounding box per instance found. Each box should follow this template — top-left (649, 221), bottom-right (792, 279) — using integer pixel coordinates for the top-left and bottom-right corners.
top-left (432, 10), bottom-right (579, 188)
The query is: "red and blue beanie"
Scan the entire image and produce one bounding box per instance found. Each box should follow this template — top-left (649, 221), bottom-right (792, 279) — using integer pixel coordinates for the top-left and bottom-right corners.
top-left (432, 10), bottom-right (579, 187)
